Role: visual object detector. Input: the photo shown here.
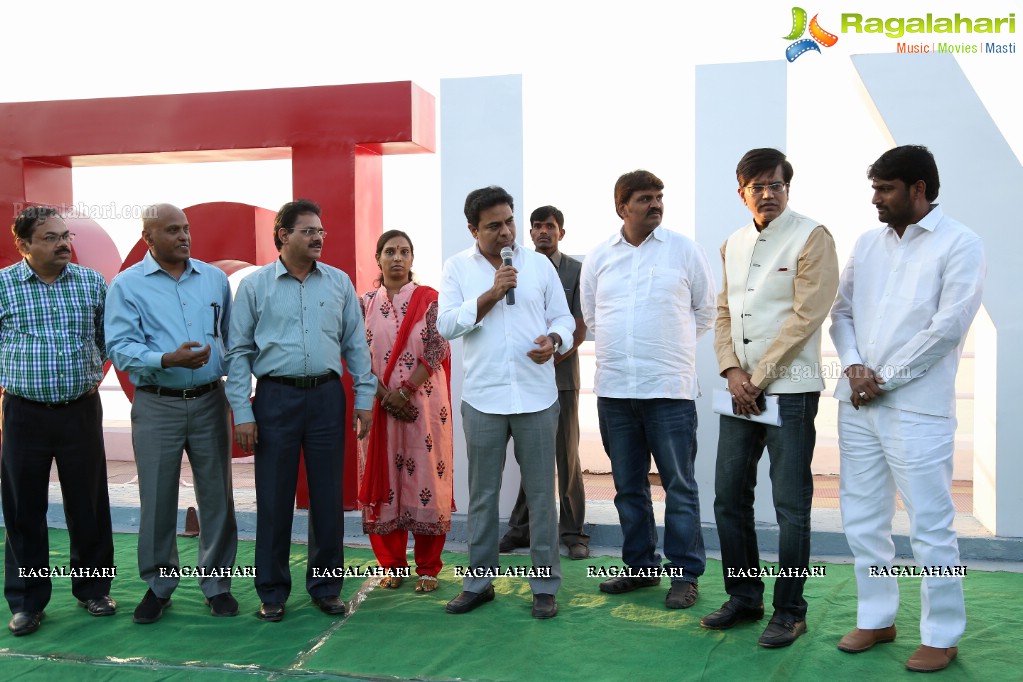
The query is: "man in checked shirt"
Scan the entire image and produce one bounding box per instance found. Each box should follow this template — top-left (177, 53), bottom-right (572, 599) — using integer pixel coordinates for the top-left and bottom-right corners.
top-left (0, 207), bottom-right (115, 636)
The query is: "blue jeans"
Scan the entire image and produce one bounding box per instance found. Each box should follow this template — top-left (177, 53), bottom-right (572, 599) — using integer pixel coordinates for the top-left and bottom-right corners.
top-left (713, 392), bottom-right (818, 618)
top-left (597, 398), bottom-right (704, 582)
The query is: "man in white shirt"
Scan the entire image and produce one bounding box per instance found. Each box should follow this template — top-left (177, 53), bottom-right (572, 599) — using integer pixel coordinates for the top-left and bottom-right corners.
top-left (438, 186), bottom-right (575, 619)
top-left (581, 170), bottom-right (715, 610)
top-left (830, 145), bottom-right (985, 674)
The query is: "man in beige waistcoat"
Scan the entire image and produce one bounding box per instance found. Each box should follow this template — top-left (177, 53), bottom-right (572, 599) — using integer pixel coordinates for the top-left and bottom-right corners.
top-left (700, 148), bottom-right (838, 648)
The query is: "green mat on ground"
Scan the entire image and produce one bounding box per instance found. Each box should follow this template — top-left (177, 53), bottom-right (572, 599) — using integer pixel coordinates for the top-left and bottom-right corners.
top-left (0, 530), bottom-right (1019, 680)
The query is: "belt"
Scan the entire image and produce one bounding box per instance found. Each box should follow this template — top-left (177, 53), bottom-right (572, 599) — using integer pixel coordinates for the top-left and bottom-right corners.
top-left (137, 380), bottom-right (222, 400)
top-left (5, 386), bottom-right (98, 409)
top-left (260, 371), bottom-right (338, 389)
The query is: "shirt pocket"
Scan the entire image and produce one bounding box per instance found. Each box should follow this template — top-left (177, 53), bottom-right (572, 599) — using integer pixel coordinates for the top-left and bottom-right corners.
top-left (759, 269), bottom-right (796, 305)
top-left (322, 305), bottom-right (342, 341)
top-left (894, 260), bottom-right (941, 303)
top-left (648, 266), bottom-right (685, 299)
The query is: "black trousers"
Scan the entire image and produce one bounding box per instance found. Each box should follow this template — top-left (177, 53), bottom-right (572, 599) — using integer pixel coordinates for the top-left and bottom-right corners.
top-left (2, 391), bottom-right (114, 613)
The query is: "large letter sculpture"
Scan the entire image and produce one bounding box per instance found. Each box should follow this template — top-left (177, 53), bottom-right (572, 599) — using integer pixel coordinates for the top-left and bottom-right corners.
top-left (0, 82), bottom-right (436, 508)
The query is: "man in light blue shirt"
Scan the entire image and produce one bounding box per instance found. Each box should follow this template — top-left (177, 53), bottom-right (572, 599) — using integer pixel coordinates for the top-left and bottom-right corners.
top-left (226, 199), bottom-right (374, 622)
top-left (106, 203), bottom-right (237, 624)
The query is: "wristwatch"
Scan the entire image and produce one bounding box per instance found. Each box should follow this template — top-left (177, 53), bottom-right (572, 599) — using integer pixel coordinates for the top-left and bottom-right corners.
top-left (549, 335), bottom-right (561, 354)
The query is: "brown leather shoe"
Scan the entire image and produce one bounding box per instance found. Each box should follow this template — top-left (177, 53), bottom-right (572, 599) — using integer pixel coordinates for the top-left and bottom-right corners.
top-left (906, 645), bottom-right (958, 672)
top-left (837, 625), bottom-right (897, 653)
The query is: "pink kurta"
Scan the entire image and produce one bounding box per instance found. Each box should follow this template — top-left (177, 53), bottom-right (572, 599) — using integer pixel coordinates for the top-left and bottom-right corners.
top-left (359, 282), bottom-right (453, 535)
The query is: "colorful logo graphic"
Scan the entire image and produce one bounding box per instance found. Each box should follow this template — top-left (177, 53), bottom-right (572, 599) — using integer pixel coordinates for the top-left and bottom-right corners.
top-left (784, 7), bottom-right (839, 61)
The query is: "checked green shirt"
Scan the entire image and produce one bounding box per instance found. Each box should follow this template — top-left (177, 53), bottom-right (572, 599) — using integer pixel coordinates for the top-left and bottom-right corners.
top-left (0, 260), bottom-right (107, 403)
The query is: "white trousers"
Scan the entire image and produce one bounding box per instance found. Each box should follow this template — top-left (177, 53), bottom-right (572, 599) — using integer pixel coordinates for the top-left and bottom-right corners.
top-left (838, 402), bottom-right (965, 648)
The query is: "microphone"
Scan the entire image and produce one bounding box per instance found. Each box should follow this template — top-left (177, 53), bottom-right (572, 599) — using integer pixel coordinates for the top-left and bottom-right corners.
top-left (500, 246), bottom-right (515, 305)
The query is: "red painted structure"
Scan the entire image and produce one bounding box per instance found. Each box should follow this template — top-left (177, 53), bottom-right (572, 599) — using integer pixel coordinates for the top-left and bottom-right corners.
top-left (0, 82), bottom-right (436, 508)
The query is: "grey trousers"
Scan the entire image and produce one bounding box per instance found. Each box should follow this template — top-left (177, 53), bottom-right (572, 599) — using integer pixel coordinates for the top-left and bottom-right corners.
top-left (131, 384), bottom-right (237, 598)
top-left (505, 388), bottom-right (589, 546)
top-left (460, 400), bottom-right (561, 595)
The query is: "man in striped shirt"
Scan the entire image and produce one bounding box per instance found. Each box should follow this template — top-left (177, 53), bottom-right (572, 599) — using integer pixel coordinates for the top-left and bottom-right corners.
top-left (0, 207), bottom-right (115, 637)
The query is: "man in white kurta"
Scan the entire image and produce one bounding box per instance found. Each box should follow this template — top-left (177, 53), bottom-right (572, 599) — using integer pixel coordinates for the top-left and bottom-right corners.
top-left (830, 145), bottom-right (985, 674)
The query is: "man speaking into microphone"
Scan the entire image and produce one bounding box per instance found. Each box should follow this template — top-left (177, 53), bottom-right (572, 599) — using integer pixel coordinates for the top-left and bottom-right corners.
top-left (438, 186), bottom-right (575, 619)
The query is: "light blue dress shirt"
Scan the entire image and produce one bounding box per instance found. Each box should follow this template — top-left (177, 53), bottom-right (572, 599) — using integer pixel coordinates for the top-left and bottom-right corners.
top-left (225, 258), bottom-right (375, 424)
top-left (106, 252), bottom-right (231, 389)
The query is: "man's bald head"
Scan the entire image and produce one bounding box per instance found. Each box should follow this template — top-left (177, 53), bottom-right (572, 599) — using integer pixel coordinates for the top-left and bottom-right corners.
top-left (143, 203), bottom-right (187, 234)
top-left (142, 203), bottom-right (191, 271)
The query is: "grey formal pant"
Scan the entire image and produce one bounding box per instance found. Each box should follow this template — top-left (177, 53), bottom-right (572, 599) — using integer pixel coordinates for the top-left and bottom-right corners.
top-left (505, 388), bottom-right (589, 546)
top-left (461, 400), bottom-right (561, 595)
top-left (131, 383), bottom-right (237, 598)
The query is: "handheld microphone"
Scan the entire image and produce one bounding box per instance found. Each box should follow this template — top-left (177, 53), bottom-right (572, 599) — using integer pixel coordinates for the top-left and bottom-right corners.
top-left (500, 246), bottom-right (515, 305)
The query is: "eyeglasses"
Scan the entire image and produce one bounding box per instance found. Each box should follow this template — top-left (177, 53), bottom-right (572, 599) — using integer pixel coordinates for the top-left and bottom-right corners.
top-left (291, 228), bottom-right (327, 238)
top-left (37, 232), bottom-right (76, 244)
top-left (743, 182), bottom-right (788, 196)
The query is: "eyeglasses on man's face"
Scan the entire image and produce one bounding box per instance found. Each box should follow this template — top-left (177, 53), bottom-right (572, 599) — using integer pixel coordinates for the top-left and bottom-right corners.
top-left (37, 232), bottom-right (76, 244)
top-left (291, 228), bottom-right (327, 238)
top-left (743, 182), bottom-right (789, 196)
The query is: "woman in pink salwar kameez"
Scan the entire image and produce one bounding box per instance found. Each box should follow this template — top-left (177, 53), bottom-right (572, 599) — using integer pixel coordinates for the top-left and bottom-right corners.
top-left (358, 230), bottom-right (453, 593)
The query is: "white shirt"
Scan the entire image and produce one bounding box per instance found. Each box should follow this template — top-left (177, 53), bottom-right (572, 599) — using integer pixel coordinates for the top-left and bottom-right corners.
top-left (830, 205), bottom-right (985, 417)
top-left (581, 226), bottom-right (715, 399)
top-left (438, 242), bottom-right (575, 415)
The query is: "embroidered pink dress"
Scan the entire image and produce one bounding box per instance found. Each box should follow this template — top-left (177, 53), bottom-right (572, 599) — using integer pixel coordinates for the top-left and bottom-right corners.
top-left (359, 282), bottom-right (453, 535)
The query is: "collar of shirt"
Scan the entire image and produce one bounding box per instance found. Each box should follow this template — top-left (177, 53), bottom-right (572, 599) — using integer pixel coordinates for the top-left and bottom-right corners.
top-left (15, 259), bottom-right (73, 284)
top-left (142, 251), bottom-right (198, 279)
top-left (610, 225), bottom-right (666, 247)
top-left (883, 205), bottom-right (941, 249)
top-left (471, 240), bottom-right (519, 266)
top-left (547, 250), bottom-right (563, 269)
top-left (274, 256), bottom-right (320, 279)
top-left (894, 203), bottom-right (941, 234)
top-left (754, 205), bottom-right (796, 235)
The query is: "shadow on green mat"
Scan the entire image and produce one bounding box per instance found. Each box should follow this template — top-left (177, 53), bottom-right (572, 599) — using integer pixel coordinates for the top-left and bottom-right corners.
top-left (0, 530), bottom-right (1019, 681)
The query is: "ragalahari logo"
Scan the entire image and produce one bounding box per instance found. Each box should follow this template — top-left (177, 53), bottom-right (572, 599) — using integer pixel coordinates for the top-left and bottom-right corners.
top-left (784, 7), bottom-right (838, 61)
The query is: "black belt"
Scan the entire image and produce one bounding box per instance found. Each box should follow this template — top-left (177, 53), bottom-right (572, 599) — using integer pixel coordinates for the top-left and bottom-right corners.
top-left (260, 371), bottom-right (338, 389)
top-left (137, 380), bottom-right (221, 400)
top-left (5, 386), bottom-right (98, 409)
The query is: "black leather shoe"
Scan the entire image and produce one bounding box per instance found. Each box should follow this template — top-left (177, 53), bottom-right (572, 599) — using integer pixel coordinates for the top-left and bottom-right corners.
top-left (258, 602), bottom-right (285, 622)
top-left (311, 595), bottom-right (346, 616)
top-left (8, 611), bottom-right (44, 636)
top-left (78, 595), bottom-right (117, 616)
top-left (758, 612), bottom-right (807, 648)
top-left (598, 575), bottom-right (661, 594)
top-left (499, 535), bottom-right (528, 553)
top-left (133, 589), bottom-right (171, 624)
top-left (700, 600), bottom-right (765, 629)
top-left (445, 585), bottom-right (496, 614)
top-left (205, 592), bottom-right (239, 617)
top-left (532, 593), bottom-right (558, 619)
top-left (664, 581), bottom-right (699, 609)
